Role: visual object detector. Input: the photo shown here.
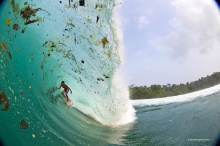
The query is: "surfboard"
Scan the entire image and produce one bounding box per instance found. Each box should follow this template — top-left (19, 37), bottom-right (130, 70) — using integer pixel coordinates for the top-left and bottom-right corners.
top-left (66, 98), bottom-right (73, 107)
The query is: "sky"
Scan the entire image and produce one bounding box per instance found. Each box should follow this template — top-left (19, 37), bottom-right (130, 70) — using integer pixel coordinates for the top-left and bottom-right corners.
top-left (117, 0), bottom-right (220, 86)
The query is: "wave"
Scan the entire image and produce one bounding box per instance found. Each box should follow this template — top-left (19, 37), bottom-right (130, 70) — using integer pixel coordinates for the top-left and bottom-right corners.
top-left (131, 84), bottom-right (220, 106)
top-left (0, 0), bottom-right (135, 127)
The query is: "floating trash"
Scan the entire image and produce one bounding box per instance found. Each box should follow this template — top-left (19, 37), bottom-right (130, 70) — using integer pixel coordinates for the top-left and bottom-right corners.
top-left (0, 91), bottom-right (9, 111)
top-left (13, 24), bottom-right (19, 31)
top-left (20, 5), bottom-right (42, 25)
top-left (5, 18), bottom-right (11, 26)
top-left (19, 119), bottom-right (29, 129)
top-left (79, 0), bottom-right (85, 6)
top-left (101, 37), bottom-right (109, 48)
top-left (8, 52), bottom-right (12, 59)
top-left (0, 43), bottom-right (7, 52)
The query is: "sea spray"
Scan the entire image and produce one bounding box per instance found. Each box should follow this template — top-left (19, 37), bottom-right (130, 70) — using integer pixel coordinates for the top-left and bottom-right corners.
top-left (109, 0), bottom-right (136, 125)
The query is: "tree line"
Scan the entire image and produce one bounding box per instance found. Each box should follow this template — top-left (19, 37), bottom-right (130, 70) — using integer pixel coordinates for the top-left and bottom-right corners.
top-left (129, 72), bottom-right (220, 100)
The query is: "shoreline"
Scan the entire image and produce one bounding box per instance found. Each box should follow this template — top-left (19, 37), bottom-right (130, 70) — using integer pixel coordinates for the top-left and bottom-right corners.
top-left (131, 84), bottom-right (220, 106)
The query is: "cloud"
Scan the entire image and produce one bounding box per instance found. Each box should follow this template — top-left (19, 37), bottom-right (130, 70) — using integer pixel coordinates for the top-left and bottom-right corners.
top-left (152, 0), bottom-right (220, 59)
top-left (137, 15), bottom-right (150, 29)
top-left (119, 0), bottom-right (220, 86)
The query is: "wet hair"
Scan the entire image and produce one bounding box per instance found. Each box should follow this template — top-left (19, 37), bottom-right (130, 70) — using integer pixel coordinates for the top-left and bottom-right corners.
top-left (61, 81), bottom-right (65, 83)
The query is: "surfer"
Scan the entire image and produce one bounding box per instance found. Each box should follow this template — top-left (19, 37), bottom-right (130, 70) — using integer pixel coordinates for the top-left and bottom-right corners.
top-left (57, 81), bottom-right (72, 102)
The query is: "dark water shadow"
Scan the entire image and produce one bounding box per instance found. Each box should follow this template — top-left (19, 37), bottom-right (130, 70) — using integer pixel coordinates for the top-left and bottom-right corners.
top-left (0, 0), bottom-right (3, 5)
top-left (215, 0), bottom-right (220, 9)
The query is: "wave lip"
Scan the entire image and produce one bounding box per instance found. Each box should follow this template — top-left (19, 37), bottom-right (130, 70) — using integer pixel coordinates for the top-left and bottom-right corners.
top-left (131, 84), bottom-right (220, 106)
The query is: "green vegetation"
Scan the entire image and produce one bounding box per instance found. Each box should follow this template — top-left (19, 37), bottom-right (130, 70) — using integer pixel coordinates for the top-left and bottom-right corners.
top-left (129, 72), bottom-right (220, 100)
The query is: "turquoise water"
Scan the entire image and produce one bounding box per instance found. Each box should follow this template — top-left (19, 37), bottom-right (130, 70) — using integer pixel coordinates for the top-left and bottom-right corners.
top-left (1, 0), bottom-right (220, 146)
top-left (0, 0), bottom-right (135, 145)
top-left (0, 0), bottom-right (135, 126)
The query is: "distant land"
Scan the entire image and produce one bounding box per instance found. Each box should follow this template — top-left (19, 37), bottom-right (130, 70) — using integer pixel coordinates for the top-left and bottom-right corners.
top-left (129, 72), bottom-right (220, 100)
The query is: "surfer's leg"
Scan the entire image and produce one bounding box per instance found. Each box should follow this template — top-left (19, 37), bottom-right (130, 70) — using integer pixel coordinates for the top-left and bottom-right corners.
top-left (66, 94), bottom-right (69, 102)
top-left (64, 90), bottom-right (69, 102)
top-left (62, 91), bottom-right (68, 101)
top-left (61, 91), bottom-right (65, 97)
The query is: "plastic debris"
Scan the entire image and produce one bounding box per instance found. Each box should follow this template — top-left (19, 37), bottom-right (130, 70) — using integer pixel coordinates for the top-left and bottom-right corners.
top-left (96, 16), bottom-right (99, 23)
top-left (101, 37), bottom-right (109, 48)
top-left (0, 91), bottom-right (9, 111)
top-left (20, 5), bottom-right (42, 25)
top-left (13, 24), bottom-right (19, 31)
top-left (79, 0), bottom-right (85, 6)
top-left (8, 52), bottom-right (12, 59)
top-left (20, 119), bottom-right (29, 129)
top-left (0, 43), bottom-right (7, 52)
top-left (21, 28), bottom-right (25, 33)
top-left (5, 18), bottom-right (11, 26)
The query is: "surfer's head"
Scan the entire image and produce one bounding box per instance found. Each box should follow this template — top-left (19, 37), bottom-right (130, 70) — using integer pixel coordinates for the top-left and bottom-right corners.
top-left (61, 81), bottom-right (65, 84)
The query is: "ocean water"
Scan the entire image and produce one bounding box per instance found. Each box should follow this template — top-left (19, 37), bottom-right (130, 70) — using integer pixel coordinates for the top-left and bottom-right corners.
top-left (130, 85), bottom-right (220, 146)
top-left (1, 0), bottom-right (220, 146)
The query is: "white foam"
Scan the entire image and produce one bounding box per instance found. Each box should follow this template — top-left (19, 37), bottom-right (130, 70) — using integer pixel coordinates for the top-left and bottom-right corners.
top-left (131, 84), bottom-right (220, 106)
top-left (111, 0), bottom-right (124, 63)
top-left (106, 1), bottom-right (137, 126)
top-left (110, 71), bottom-right (136, 126)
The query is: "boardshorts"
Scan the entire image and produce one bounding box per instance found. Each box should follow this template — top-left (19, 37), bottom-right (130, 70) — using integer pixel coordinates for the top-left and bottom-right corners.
top-left (63, 89), bottom-right (69, 95)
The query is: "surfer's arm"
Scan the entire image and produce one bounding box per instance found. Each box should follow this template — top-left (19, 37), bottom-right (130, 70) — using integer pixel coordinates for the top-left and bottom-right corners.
top-left (69, 87), bottom-right (72, 94)
top-left (57, 85), bottom-right (61, 89)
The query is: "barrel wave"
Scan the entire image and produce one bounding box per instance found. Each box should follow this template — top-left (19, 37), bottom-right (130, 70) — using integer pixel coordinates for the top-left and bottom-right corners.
top-left (0, 0), bottom-right (136, 145)
top-left (2, 1), bottom-right (220, 146)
